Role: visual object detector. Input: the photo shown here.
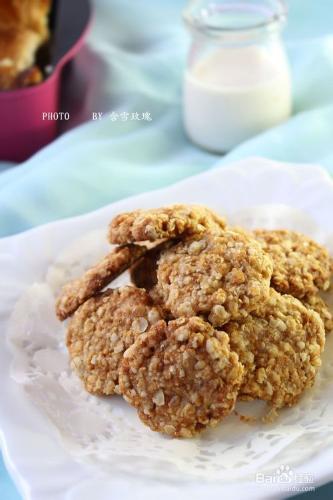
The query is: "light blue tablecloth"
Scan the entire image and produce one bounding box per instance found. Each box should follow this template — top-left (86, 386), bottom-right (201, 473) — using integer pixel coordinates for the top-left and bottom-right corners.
top-left (1, 0), bottom-right (333, 498)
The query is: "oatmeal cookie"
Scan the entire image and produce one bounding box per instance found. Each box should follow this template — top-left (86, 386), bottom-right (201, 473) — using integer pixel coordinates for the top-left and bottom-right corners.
top-left (67, 286), bottom-right (162, 395)
top-left (225, 289), bottom-right (325, 410)
top-left (108, 204), bottom-right (226, 244)
top-left (119, 317), bottom-right (244, 437)
top-left (56, 244), bottom-right (146, 320)
top-left (253, 229), bottom-right (331, 298)
top-left (302, 294), bottom-right (333, 334)
top-left (155, 231), bottom-right (273, 326)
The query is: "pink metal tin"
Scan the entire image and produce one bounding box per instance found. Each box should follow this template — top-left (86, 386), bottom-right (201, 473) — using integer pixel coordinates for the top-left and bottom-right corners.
top-left (0, 0), bottom-right (92, 163)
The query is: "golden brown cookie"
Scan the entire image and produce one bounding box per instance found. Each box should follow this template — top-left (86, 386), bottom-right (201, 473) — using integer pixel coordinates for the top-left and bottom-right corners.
top-left (225, 289), bottom-right (325, 411)
top-left (56, 244), bottom-right (146, 320)
top-left (66, 286), bottom-right (162, 396)
top-left (253, 229), bottom-right (331, 298)
top-left (155, 231), bottom-right (273, 326)
top-left (302, 294), bottom-right (333, 334)
top-left (119, 316), bottom-right (244, 437)
top-left (108, 204), bottom-right (226, 244)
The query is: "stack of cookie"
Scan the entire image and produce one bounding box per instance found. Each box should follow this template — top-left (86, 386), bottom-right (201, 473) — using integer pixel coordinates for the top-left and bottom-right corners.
top-left (56, 205), bottom-right (332, 438)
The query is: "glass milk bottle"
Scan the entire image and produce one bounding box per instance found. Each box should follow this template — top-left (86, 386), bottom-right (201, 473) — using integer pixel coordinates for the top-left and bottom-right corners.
top-left (183, 0), bottom-right (292, 153)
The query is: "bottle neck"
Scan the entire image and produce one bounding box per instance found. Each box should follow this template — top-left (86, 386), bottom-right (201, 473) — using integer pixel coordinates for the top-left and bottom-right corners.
top-left (183, 0), bottom-right (287, 47)
top-left (189, 26), bottom-right (282, 48)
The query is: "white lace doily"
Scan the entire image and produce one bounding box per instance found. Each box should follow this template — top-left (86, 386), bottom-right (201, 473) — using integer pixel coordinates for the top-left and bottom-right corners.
top-left (8, 205), bottom-right (333, 483)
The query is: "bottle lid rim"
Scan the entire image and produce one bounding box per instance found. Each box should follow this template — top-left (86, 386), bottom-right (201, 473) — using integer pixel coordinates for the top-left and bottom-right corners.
top-left (183, 0), bottom-right (287, 37)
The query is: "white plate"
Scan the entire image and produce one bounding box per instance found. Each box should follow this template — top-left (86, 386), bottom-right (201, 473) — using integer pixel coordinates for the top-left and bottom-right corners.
top-left (1, 157), bottom-right (333, 500)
